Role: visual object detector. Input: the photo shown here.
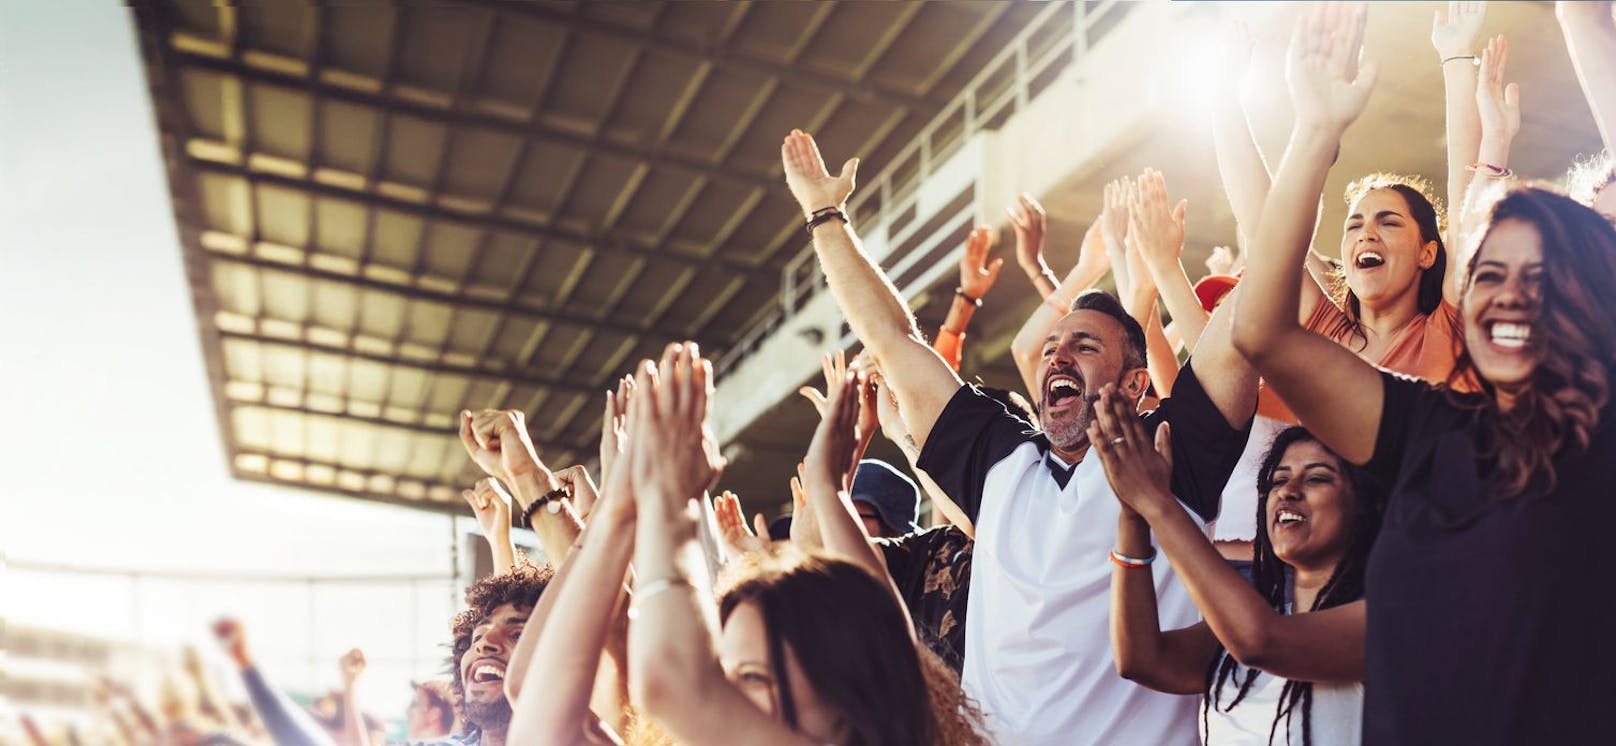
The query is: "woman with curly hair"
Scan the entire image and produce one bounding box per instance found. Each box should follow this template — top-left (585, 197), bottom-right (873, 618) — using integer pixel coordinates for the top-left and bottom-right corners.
top-left (1234, 6), bottom-right (1616, 742)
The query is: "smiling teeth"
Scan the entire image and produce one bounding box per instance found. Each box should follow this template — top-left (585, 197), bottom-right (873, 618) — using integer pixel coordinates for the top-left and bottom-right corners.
top-left (1486, 321), bottom-right (1525, 350)
top-left (1277, 510), bottom-right (1305, 525)
top-left (473, 665), bottom-right (504, 682)
top-left (1051, 379), bottom-right (1077, 391)
top-left (1356, 251), bottom-right (1385, 268)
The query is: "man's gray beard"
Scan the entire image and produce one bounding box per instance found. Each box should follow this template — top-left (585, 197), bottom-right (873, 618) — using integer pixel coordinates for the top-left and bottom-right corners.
top-left (1041, 399), bottom-right (1095, 452)
top-left (465, 697), bottom-right (512, 735)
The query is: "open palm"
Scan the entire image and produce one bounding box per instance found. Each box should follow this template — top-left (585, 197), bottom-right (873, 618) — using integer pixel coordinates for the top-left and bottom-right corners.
top-left (1286, 4), bottom-right (1378, 135)
top-left (781, 129), bottom-right (858, 217)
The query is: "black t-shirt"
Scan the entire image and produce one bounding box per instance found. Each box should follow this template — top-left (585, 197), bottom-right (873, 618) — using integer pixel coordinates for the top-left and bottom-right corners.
top-left (873, 524), bottom-right (973, 672)
top-left (1363, 371), bottom-right (1616, 744)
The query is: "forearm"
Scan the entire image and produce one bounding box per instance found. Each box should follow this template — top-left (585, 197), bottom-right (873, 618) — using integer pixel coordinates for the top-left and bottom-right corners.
top-left (509, 471), bottom-right (583, 563)
top-left (812, 221), bottom-right (960, 444)
top-left (488, 529), bottom-right (517, 576)
top-left (1233, 127), bottom-right (1338, 361)
top-left (1147, 257), bottom-right (1209, 353)
top-left (510, 511), bottom-right (635, 742)
top-left (628, 500), bottom-right (727, 730)
top-left (240, 667), bottom-right (338, 746)
top-left (1110, 511), bottom-right (1200, 694)
top-left (803, 476), bottom-right (901, 589)
top-left (1143, 306), bottom-right (1180, 398)
top-left (1560, 5), bottom-right (1616, 150)
top-left (340, 687), bottom-right (365, 746)
top-left (1442, 62), bottom-right (1483, 239)
top-left (1020, 259), bottom-right (1060, 299)
top-left (1212, 95), bottom-right (1273, 247)
top-left (1135, 495), bottom-right (1285, 664)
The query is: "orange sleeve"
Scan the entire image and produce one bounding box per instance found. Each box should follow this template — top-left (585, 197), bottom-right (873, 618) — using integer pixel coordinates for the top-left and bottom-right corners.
top-left (932, 328), bottom-right (964, 372)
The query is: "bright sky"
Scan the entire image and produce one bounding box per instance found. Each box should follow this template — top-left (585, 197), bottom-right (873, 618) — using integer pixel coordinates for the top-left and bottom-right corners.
top-left (1, 0), bottom-right (478, 724)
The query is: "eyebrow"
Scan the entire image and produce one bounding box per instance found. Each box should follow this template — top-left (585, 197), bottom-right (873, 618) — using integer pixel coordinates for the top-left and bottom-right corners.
top-left (1044, 331), bottom-right (1106, 346)
top-left (1273, 462), bottom-right (1339, 474)
top-left (1348, 209), bottom-right (1406, 221)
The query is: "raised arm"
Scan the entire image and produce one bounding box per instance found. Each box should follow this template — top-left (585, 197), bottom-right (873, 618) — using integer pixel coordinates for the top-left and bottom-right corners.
top-left (1007, 193), bottom-right (1058, 299)
top-left (1090, 388), bottom-right (1364, 683)
top-left (1108, 504), bottom-right (1219, 694)
top-left (1010, 219), bottom-right (1110, 396)
top-left (1231, 4), bottom-right (1386, 465)
top-left (213, 619), bottom-right (338, 746)
top-left (1117, 201), bottom-right (1182, 400)
top-left (336, 649), bottom-right (368, 746)
top-left (1557, 1), bottom-right (1616, 152)
top-left (1449, 35), bottom-right (1522, 305)
top-left (1130, 169), bottom-right (1209, 354)
top-left (1212, 20), bottom-right (1271, 249)
top-left (461, 409), bottom-right (584, 564)
top-left (507, 391), bottom-right (640, 745)
top-left (933, 225), bottom-right (1003, 370)
top-left (1433, 2), bottom-right (1488, 250)
top-left (627, 343), bottom-right (816, 746)
top-left (782, 130), bottom-right (960, 449)
top-left (463, 478), bottom-right (516, 575)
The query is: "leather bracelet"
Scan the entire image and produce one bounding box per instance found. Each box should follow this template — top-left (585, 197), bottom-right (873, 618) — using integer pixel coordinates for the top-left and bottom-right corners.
top-left (954, 287), bottom-right (982, 307)
top-left (805, 207), bottom-right (849, 235)
top-left (520, 486), bottom-right (570, 528)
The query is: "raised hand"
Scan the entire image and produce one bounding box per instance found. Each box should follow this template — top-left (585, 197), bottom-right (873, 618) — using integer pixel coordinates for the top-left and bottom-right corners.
top-left (1086, 384), bottom-right (1176, 514)
top-left (1286, 3), bottom-right (1378, 135)
top-left (712, 490), bottom-right (769, 558)
top-left (1431, 1), bottom-right (1487, 60)
top-left (1101, 176), bottom-right (1137, 295)
top-left (781, 129), bottom-right (858, 218)
top-left (338, 648), bottom-right (366, 689)
top-left (212, 618), bottom-right (251, 669)
top-left (460, 409), bottom-right (547, 483)
top-left (1006, 193), bottom-right (1048, 272)
top-left (1217, 20), bottom-right (1256, 92)
top-left (1475, 34), bottom-right (1521, 144)
top-left (463, 477), bottom-right (513, 538)
top-left (959, 225), bottom-right (1005, 300)
top-left (1205, 245), bottom-right (1239, 278)
top-left (599, 375), bottom-right (633, 487)
top-left (1127, 168), bottom-right (1189, 274)
top-left (553, 465), bottom-right (601, 521)
top-left (803, 370), bottom-right (866, 496)
top-left (627, 343), bottom-right (726, 511)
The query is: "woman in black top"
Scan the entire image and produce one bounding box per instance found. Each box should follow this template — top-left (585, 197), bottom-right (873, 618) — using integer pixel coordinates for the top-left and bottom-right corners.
top-left (1231, 5), bottom-right (1616, 743)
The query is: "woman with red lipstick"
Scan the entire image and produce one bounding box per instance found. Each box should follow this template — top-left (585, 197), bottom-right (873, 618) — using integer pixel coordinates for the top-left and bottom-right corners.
top-left (1233, 5), bottom-right (1616, 742)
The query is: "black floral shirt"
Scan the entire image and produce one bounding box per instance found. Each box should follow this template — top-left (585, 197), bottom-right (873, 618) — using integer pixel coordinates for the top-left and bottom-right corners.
top-left (873, 524), bottom-right (973, 673)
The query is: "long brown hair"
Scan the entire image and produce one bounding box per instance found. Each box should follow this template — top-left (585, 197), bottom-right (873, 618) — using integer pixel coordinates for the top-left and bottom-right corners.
top-left (718, 549), bottom-right (986, 746)
top-left (1328, 175), bottom-right (1449, 349)
top-left (1445, 187), bottom-right (1616, 497)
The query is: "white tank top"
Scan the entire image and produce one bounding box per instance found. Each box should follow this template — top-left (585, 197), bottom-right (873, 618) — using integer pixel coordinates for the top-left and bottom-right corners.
top-left (1200, 653), bottom-right (1363, 745)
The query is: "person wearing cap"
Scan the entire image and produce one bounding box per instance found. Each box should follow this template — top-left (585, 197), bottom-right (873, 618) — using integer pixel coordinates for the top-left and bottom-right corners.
top-left (848, 459), bottom-right (922, 537)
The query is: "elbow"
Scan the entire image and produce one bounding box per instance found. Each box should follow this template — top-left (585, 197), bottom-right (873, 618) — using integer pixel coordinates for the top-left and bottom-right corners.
top-left (1113, 650), bottom-right (1149, 683)
top-left (1223, 627), bottom-right (1276, 671)
top-left (1228, 311), bottom-right (1274, 366)
top-left (628, 657), bottom-right (686, 719)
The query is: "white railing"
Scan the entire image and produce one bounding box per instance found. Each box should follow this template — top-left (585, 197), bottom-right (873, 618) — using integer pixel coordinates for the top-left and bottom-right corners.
top-left (715, 0), bottom-right (1131, 378)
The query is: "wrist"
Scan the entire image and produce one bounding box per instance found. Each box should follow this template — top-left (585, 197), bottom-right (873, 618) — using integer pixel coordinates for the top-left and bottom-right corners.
top-left (508, 470), bottom-right (560, 506)
top-left (1476, 137), bottom-right (1515, 166)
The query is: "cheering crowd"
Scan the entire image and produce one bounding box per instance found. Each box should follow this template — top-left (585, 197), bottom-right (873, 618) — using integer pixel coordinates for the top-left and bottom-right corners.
top-left (29, 2), bottom-right (1616, 745)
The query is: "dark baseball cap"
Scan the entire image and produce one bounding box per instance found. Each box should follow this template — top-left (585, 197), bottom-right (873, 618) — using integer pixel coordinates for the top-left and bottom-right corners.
top-left (850, 460), bottom-right (921, 535)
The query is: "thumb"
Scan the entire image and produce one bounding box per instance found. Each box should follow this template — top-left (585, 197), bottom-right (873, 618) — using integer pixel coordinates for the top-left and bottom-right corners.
top-left (753, 513), bottom-right (769, 539)
top-left (985, 256), bottom-right (1006, 284)
top-left (839, 157), bottom-right (859, 184)
top-left (1353, 59), bottom-right (1380, 95)
top-left (1172, 199), bottom-right (1188, 227)
top-left (1155, 421), bottom-right (1174, 472)
top-left (1504, 82), bottom-right (1519, 109)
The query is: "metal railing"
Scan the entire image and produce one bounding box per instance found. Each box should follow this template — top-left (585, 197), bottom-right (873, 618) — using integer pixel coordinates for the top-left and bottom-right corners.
top-left (715, 0), bottom-right (1131, 378)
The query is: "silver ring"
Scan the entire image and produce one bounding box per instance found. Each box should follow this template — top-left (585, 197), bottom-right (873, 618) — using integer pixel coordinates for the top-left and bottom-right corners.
top-left (1110, 436), bottom-right (1126, 445)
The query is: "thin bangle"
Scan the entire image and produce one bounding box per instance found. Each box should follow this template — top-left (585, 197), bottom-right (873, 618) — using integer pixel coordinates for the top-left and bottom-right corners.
top-left (1441, 55), bottom-right (1478, 67)
top-left (634, 576), bottom-right (692, 603)
top-left (1109, 548), bottom-right (1157, 569)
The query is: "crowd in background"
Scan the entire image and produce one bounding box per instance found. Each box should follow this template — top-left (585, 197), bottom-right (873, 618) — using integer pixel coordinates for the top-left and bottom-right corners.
top-left (18, 2), bottom-right (1616, 744)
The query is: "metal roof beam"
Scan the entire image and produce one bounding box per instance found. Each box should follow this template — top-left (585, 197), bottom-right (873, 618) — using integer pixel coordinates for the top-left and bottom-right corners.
top-left (166, 50), bottom-right (778, 192)
top-left (186, 157), bottom-right (774, 281)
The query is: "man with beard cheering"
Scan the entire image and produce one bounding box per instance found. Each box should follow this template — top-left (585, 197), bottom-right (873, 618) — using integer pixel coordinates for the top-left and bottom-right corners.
top-left (780, 129), bottom-right (1257, 745)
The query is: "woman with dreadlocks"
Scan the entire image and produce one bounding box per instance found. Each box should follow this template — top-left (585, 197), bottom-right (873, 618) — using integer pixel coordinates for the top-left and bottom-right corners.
top-left (1091, 381), bottom-right (1380, 744)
